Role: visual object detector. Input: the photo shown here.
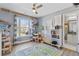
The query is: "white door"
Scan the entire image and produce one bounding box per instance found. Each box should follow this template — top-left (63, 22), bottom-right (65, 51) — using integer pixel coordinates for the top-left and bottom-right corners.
top-left (63, 14), bottom-right (78, 52)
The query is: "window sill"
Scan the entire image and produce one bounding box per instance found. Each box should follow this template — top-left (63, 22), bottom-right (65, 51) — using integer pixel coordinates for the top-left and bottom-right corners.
top-left (14, 39), bottom-right (32, 45)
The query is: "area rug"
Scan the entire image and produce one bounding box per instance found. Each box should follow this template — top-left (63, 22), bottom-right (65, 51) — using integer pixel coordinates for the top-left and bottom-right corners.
top-left (12, 43), bottom-right (63, 56)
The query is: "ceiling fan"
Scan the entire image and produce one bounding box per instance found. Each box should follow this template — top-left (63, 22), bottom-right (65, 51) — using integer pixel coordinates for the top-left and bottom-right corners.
top-left (32, 3), bottom-right (43, 14)
top-left (73, 3), bottom-right (79, 7)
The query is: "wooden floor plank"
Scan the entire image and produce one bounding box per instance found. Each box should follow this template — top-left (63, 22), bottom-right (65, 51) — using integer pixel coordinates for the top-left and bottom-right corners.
top-left (62, 48), bottom-right (79, 56)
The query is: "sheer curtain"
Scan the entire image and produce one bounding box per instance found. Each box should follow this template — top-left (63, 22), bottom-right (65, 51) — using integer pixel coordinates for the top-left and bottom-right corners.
top-left (14, 16), bottom-right (33, 42)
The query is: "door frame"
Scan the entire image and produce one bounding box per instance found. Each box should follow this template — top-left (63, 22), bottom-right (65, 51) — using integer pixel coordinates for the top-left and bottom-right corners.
top-left (62, 14), bottom-right (78, 52)
top-left (77, 15), bottom-right (79, 52)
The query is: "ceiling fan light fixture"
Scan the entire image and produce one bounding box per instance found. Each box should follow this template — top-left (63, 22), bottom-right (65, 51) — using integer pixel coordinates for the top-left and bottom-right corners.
top-left (33, 10), bottom-right (38, 14)
top-left (33, 9), bottom-right (36, 13)
top-left (32, 3), bottom-right (42, 14)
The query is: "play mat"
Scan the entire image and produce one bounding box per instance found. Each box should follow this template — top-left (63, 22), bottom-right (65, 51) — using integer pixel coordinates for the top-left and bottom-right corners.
top-left (12, 43), bottom-right (63, 56)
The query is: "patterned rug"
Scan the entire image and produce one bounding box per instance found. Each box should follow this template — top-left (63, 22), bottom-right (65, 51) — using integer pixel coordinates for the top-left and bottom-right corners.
top-left (12, 43), bottom-right (63, 56)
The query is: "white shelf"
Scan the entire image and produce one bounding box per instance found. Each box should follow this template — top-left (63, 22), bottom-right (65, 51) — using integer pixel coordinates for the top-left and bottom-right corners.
top-left (2, 47), bottom-right (11, 51)
top-left (1, 27), bottom-right (12, 55)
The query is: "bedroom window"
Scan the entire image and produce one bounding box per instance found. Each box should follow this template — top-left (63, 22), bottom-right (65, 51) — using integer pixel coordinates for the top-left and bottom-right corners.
top-left (14, 16), bottom-right (33, 39)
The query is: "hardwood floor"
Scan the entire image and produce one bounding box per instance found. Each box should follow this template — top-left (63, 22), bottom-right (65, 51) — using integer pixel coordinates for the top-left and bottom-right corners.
top-left (62, 48), bottom-right (79, 56)
top-left (5, 42), bottom-right (79, 56)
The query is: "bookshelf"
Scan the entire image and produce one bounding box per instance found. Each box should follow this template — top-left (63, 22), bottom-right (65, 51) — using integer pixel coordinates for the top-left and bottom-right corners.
top-left (51, 25), bottom-right (62, 47)
top-left (0, 20), bottom-right (12, 55)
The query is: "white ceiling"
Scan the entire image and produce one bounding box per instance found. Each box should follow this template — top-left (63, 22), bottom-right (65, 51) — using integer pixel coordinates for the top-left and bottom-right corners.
top-left (0, 3), bottom-right (73, 17)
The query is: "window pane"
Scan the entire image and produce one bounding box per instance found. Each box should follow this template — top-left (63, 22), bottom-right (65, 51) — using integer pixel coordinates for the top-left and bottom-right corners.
top-left (14, 16), bottom-right (33, 39)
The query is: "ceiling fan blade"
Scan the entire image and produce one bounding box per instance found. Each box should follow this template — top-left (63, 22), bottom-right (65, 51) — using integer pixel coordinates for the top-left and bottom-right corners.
top-left (35, 11), bottom-right (38, 14)
top-left (36, 5), bottom-right (43, 9)
top-left (33, 3), bottom-right (37, 7)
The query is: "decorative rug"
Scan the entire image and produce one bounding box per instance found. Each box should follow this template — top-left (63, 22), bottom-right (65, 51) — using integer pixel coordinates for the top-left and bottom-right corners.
top-left (12, 43), bottom-right (63, 56)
